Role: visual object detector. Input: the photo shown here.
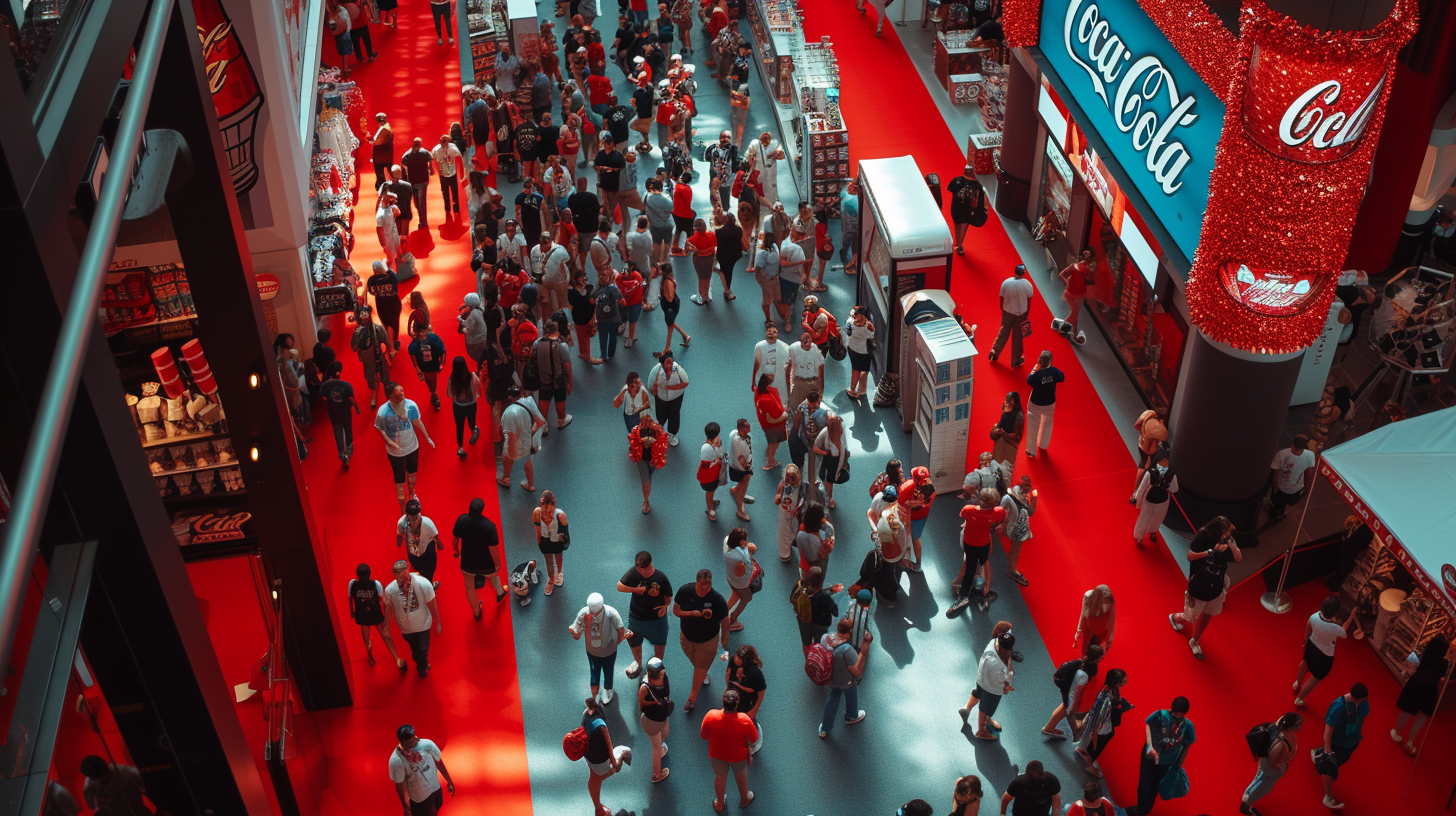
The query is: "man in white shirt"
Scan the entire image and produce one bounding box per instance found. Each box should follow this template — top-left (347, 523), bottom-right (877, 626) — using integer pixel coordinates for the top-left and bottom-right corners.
top-left (431, 135), bottom-right (464, 220)
top-left (786, 331), bottom-right (825, 415)
top-left (746, 131), bottom-right (784, 207)
top-left (646, 351), bottom-right (689, 444)
top-left (776, 237), bottom-right (806, 326)
top-left (389, 724), bottom-right (455, 815)
top-left (964, 631), bottom-right (1016, 740)
top-left (498, 384), bottom-right (545, 490)
top-left (497, 220), bottom-right (529, 267)
top-left (626, 216), bottom-right (657, 308)
top-left (385, 559), bottom-right (443, 677)
top-left (1267, 434), bottom-right (1318, 523)
top-left (989, 264), bottom-right (1035, 367)
top-left (532, 232), bottom-right (573, 315)
top-left (752, 323), bottom-right (791, 407)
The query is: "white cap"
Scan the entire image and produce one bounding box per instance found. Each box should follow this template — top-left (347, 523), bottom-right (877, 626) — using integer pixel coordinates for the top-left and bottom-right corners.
top-left (670, 53), bottom-right (682, 61)
top-left (634, 56), bottom-right (645, 64)
top-left (683, 64), bottom-right (695, 74)
top-left (587, 592), bottom-right (604, 612)
top-left (577, 46), bottom-right (588, 53)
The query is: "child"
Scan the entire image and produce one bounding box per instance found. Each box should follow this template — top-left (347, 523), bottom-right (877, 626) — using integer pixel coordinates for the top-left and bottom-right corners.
top-left (697, 421), bottom-right (725, 521)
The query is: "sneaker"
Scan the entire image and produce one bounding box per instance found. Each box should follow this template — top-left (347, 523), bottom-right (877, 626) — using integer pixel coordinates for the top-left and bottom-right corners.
top-left (945, 598), bottom-right (972, 618)
top-left (1189, 639), bottom-right (1203, 659)
top-left (744, 495), bottom-right (755, 504)
top-left (457, 447), bottom-right (467, 458)
top-left (669, 434), bottom-right (680, 446)
top-left (845, 710), bottom-right (866, 725)
top-left (431, 394), bottom-right (441, 410)
top-left (1294, 697), bottom-right (1305, 707)
top-left (1391, 728), bottom-right (1403, 742)
top-left (558, 414), bottom-right (573, 429)
top-left (601, 688), bottom-right (615, 704)
top-left (625, 661), bottom-right (642, 678)
top-left (818, 727), bottom-right (828, 739)
top-left (1322, 796), bottom-right (1345, 810)
top-left (690, 294), bottom-right (705, 305)
top-left (1168, 613), bottom-right (1185, 632)
top-left (470, 427), bottom-right (481, 445)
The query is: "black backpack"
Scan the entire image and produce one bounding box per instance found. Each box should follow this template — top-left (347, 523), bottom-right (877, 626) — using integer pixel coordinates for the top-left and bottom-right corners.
top-left (1052, 659), bottom-right (1082, 693)
top-left (1246, 722), bottom-right (1278, 760)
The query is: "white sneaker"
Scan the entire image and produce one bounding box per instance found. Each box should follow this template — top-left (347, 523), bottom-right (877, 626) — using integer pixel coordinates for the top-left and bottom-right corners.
top-left (668, 434), bottom-right (680, 446)
top-left (845, 710), bottom-right (866, 725)
top-left (599, 688), bottom-right (614, 705)
top-left (744, 495), bottom-right (755, 504)
top-left (1323, 796), bottom-right (1345, 810)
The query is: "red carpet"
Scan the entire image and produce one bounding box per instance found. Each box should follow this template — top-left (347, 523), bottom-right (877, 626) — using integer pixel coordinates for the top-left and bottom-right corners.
top-left (799, 3), bottom-right (1454, 812)
top-left (296, 9), bottom-right (530, 815)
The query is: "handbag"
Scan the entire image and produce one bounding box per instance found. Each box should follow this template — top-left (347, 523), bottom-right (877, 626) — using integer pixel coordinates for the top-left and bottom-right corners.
top-left (717, 452), bottom-right (730, 486)
top-left (827, 333), bottom-right (847, 361)
top-left (558, 518), bottom-right (571, 550)
top-left (748, 559), bottom-right (764, 594)
top-left (1019, 317), bottom-right (1033, 337)
top-left (475, 573), bottom-right (487, 589)
top-left (831, 458), bottom-right (851, 485)
top-left (969, 201), bottom-right (988, 228)
top-left (1158, 747), bottom-right (1191, 800)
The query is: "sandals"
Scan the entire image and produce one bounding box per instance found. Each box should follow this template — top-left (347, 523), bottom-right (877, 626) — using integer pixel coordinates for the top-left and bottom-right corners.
top-left (521, 481), bottom-right (535, 491)
top-left (729, 621), bottom-right (744, 632)
top-left (396, 658), bottom-right (408, 670)
top-left (725, 291), bottom-right (736, 300)
top-left (712, 800), bottom-right (725, 813)
top-left (642, 501), bottom-right (652, 514)
top-left (761, 461), bottom-right (778, 470)
top-left (652, 769), bottom-right (670, 783)
top-left (681, 336), bottom-right (691, 347)
top-left (544, 582), bottom-right (554, 596)
top-left (683, 697), bottom-right (696, 713)
top-left (497, 477), bottom-right (512, 488)
top-left (367, 650), bottom-right (375, 666)
top-left (973, 731), bottom-right (998, 740)
top-left (736, 511), bottom-right (751, 522)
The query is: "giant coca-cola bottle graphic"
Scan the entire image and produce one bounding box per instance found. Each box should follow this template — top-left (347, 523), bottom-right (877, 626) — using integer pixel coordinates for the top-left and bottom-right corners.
top-left (191, 0), bottom-right (264, 197)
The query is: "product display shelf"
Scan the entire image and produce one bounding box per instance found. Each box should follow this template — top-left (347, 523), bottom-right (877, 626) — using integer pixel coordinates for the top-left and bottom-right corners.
top-left (789, 38), bottom-right (847, 217)
top-left (466, 0), bottom-right (503, 87)
top-left (933, 30), bottom-right (990, 105)
top-left (141, 428), bottom-right (227, 449)
top-left (152, 459), bottom-right (240, 478)
top-left (746, 0), bottom-right (799, 106)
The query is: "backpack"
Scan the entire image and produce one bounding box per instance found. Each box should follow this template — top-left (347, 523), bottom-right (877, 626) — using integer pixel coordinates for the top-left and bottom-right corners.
top-left (1052, 659), bottom-right (1082, 694)
top-left (789, 582), bottom-right (815, 623)
top-left (562, 725), bottom-right (589, 760)
top-left (826, 333), bottom-right (847, 361)
top-left (595, 286), bottom-right (619, 320)
top-left (1246, 722), bottom-right (1278, 760)
top-left (805, 642), bottom-right (836, 686)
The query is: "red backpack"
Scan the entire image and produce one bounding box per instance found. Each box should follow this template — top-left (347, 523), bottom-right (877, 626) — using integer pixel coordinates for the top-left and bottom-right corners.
top-left (805, 641), bottom-right (836, 686)
top-left (563, 726), bottom-right (589, 760)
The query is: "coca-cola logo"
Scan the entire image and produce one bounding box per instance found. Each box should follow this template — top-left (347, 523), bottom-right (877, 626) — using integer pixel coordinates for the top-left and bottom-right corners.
top-left (256, 273), bottom-right (281, 301)
top-left (1243, 43), bottom-right (1387, 165)
top-left (1217, 262), bottom-right (1325, 316)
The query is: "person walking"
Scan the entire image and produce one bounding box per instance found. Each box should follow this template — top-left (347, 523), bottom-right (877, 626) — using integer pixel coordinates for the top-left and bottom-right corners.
top-left (371, 113), bottom-right (395, 191)
top-left (533, 319), bottom-right (575, 429)
top-left (617, 263), bottom-right (645, 349)
top-left (578, 696), bottom-right (629, 816)
top-left (754, 374), bottom-right (788, 471)
top-left (687, 218), bottom-right (718, 304)
top-left (1169, 516), bottom-right (1242, 659)
top-left (1292, 595), bottom-right (1356, 706)
top-left (613, 371), bottom-right (652, 432)
top-left (1240, 712), bottom-right (1302, 816)
top-left (568, 272), bottom-right (602, 364)
top-left (1074, 668), bottom-right (1131, 778)
top-left (400, 137), bottom-right (435, 231)
top-left (786, 331), bottom-right (825, 429)
top-left (818, 616), bottom-right (872, 738)
top-left (453, 497), bottom-right (504, 618)
top-left (351, 304), bottom-right (392, 409)
top-left (1074, 585), bottom-right (1116, 656)
top-left (1132, 458), bottom-right (1177, 546)
top-left (1066, 781), bottom-right (1113, 816)
top-left (592, 268), bottom-right (625, 362)
top-left (1024, 351), bottom-right (1063, 458)
top-left (375, 382), bottom-right (435, 513)
top-left (725, 645), bottom-right (767, 755)
top-left (814, 414), bottom-right (848, 509)
top-left (534, 232), bottom-right (574, 316)
top-left (790, 566), bottom-right (840, 654)
top-left (796, 504), bottom-right (835, 577)
top-left (1057, 249), bottom-right (1095, 344)
top-left (989, 391), bottom-right (1024, 473)
top-left (432, 135), bottom-right (464, 221)
top-left (349, 563), bottom-right (405, 669)
top-left (406, 326), bottom-right (447, 411)
top-left (655, 263), bottom-right (690, 354)
top-left (1000, 761), bottom-right (1061, 816)
top-left (618, 551), bottom-right (672, 676)
top-left (368, 259), bottom-right (404, 350)
top-left (716, 212), bottom-right (744, 300)
top-left (950, 489), bottom-right (1006, 616)
top-left (646, 351), bottom-right (688, 444)
top-left (1392, 635), bottom-right (1451, 754)
top-left (1266, 434), bottom-right (1317, 525)
top-left (499, 385), bottom-right (546, 491)
top-left (628, 414), bottom-right (671, 514)
top-left (397, 499), bottom-right (443, 588)
top-left (749, 231), bottom-right (781, 327)
top-left (674, 569), bottom-right (730, 712)
top-left (444, 357), bottom-right (480, 458)
top-left (569, 592), bottom-right (631, 704)
top-left (727, 418), bottom-right (755, 521)
top-left (789, 390), bottom-right (829, 478)
top-left (753, 323), bottom-right (791, 409)
top-left (319, 362), bottom-right (360, 466)
top-left (962, 631), bottom-right (1015, 739)
top-left (1314, 683), bottom-right (1368, 810)
top-left (948, 165), bottom-right (986, 256)
top-left (1042, 644), bottom-right (1104, 738)
top-left (700, 689), bottom-right (758, 811)
top-left (389, 724), bottom-right (455, 816)
top-left (722, 528), bottom-right (758, 636)
top-left (385, 559), bottom-right (442, 678)
top-left (638, 658), bottom-right (673, 783)
top-left (532, 491), bottom-right (570, 594)
top-left (698, 422), bottom-right (727, 521)
top-left (988, 265), bottom-right (1034, 367)
top-left (1129, 409), bottom-right (1168, 501)
top-left (1124, 697), bottom-right (1195, 816)
top-left (843, 306), bottom-right (875, 400)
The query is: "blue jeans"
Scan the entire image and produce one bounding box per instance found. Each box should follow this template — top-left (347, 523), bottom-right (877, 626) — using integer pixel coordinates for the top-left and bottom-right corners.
top-left (588, 651), bottom-right (617, 689)
top-left (630, 10), bottom-right (647, 27)
top-left (821, 685), bottom-right (859, 732)
top-left (598, 322), bottom-right (620, 359)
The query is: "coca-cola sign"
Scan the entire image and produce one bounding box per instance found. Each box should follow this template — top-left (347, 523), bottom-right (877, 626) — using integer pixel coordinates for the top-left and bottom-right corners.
top-left (1243, 42), bottom-right (1388, 165)
top-left (1217, 262), bottom-right (1325, 316)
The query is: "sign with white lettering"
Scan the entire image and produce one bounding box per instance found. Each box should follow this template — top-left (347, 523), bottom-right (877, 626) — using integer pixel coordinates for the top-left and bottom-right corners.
top-left (1039, 0), bottom-right (1223, 264)
top-left (1242, 42), bottom-right (1390, 165)
top-left (1217, 262), bottom-right (1325, 317)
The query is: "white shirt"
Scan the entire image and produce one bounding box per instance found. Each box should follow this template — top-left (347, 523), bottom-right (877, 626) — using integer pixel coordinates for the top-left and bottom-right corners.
top-left (570, 605), bottom-right (626, 656)
top-left (431, 143), bottom-right (462, 177)
top-left (723, 538), bottom-right (754, 590)
top-left (976, 641), bottom-right (1014, 692)
top-left (1272, 448), bottom-right (1316, 493)
top-left (815, 427), bottom-right (842, 457)
top-left (700, 441), bottom-right (721, 468)
top-left (1308, 612), bottom-right (1348, 656)
top-left (396, 515), bottom-right (441, 557)
top-left (778, 239), bottom-right (806, 284)
top-left (729, 429), bottom-right (753, 471)
top-left (788, 343), bottom-right (824, 379)
top-left (754, 339), bottom-right (790, 385)
top-left (388, 739), bottom-right (442, 803)
top-left (532, 242), bottom-right (572, 285)
top-left (620, 387), bottom-right (651, 416)
top-left (647, 362), bottom-right (688, 401)
top-left (375, 399), bottom-right (421, 456)
top-left (545, 165), bottom-right (573, 201)
top-left (843, 321), bottom-right (874, 354)
top-left (498, 231), bottom-right (529, 265)
top-left (384, 573), bottom-right (436, 633)
top-left (627, 230), bottom-right (654, 269)
top-left (500, 402), bottom-right (535, 458)
top-left (999, 276), bottom-right (1034, 315)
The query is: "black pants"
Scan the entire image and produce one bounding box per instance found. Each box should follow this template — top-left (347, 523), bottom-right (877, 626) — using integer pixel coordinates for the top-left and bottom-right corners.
top-left (373, 161), bottom-right (390, 191)
top-left (350, 26), bottom-right (376, 59)
top-left (788, 434), bottom-right (807, 468)
top-left (441, 175), bottom-right (460, 214)
top-left (412, 183), bottom-right (430, 227)
top-left (331, 420), bottom-right (354, 458)
top-left (407, 547), bottom-right (439, 582)
top-left (453, 401), bottom-right (478, 446)
top-left (1132, 753), bottom-right (1171, 815)
top-left (1270, 485), bottom-right (1304, 515)
top-left (1085, 728), bottom-right (1115, 760)
top-left (430, 2), bottom-right (453, 39)
top-left (656, 396), bottom-right (683, 436)
top-left (409, 788), bottom-right (443, 816)
top-left (402, 629), bottom-right (432, 673)
top-left (719, 255), bottom-right (738, 290)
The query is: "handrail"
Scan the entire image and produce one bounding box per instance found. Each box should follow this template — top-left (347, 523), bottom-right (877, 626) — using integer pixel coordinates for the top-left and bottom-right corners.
top-left (0, 0), bottom-right (176, 683)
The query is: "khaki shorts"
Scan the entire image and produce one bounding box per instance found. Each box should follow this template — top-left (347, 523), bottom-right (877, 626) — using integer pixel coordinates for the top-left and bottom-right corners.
top-left (680, 632), bottom-right (719, 670)
top-left (1185, 590), bottom-right (1226, 618)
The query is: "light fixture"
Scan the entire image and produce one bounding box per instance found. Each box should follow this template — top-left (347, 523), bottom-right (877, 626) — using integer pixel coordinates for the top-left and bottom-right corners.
top-left (248, 372), bottom-right (260, 389)
top-left (249, 445), bottom-right (260, 462)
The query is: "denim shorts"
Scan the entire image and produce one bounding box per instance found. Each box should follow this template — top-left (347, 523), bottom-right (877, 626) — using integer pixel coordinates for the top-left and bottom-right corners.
top-left (628, 613), bottom-right (668, 646)
top-left (623, 303), bottom-right (643, 323)
top-left (650, 225), bottom-right (672, 243)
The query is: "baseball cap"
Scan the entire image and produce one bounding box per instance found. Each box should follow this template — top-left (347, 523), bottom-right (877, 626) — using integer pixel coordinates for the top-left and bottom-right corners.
top-left (587, 592), bottom-right (604, 612)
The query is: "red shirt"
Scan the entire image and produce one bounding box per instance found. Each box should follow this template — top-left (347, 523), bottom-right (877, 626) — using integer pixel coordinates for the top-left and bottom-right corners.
top-left (586, 41), bottom-right (606, 66)
top-left (511, 319), bottom-right (540, 358)
top-left (587, 74), bottom-right (614, 106)
top-left (959, 504), bottom-right (1006, 545)
top-left (901, 478), bottom-right (935, 521)
top-left (708, 7), bottom-right (729, 38)
top-left (656, 101), bottom-right (676, 126)
top-left (617, 269), bottom-right (645, 305)
top-left (754, 390), bottom-right (784, 430)
top-left (497, 269), bottom-right (528, 308)
top-left (1065, 261), bottom-right (1090, 297)
top-left (700, 709), bottom-right (759, 762)
top-left (687, 231), bottom-right (717, 256)
top-left (673, 183), bottom-right (695, 219)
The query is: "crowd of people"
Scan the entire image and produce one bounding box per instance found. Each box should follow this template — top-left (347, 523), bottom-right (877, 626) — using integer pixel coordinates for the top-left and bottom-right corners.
top-left (297, 3), bottom-right (1449, 816)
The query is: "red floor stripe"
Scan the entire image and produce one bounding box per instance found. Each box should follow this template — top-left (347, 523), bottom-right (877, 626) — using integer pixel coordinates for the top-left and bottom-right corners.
top-left (798, 3), bottom-right (1455, 812)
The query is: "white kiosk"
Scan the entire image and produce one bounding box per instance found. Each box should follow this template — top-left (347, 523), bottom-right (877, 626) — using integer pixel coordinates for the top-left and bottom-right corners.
top-left (898, 289), bottom-right (960, 431)
top-left (856, 156), bottom-right (954, 398)
top-left (507, 0), bottom-right (541, 64)
top-left (910, 317), bottom-right (976, 493)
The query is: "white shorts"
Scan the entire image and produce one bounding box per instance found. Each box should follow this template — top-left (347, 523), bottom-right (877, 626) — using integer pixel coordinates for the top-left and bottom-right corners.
top-left (1185, 590), bottom-right (1226, 618)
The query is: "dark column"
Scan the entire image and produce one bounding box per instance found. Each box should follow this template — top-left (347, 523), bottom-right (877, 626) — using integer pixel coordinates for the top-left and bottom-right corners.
top-left (993, 50), bottom-right (1038, 224)
top-left (150, 0), bottom-right (353, 710)
top-left (1166, 331), bottom-right (1303, 532)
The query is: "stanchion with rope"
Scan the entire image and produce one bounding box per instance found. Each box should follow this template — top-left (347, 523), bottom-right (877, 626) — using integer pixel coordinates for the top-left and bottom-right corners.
top-left (1260, 451), bottom-right (1321, 614)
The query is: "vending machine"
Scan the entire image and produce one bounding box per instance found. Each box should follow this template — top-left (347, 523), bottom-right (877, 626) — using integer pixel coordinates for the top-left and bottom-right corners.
top-left (910, 317), bottom-right (976, 494)
top-left (898, 289), bottom-right (959, 432)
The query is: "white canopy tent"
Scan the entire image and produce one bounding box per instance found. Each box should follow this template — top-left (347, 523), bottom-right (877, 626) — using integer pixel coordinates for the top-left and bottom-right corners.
top-left (1320, 406), bottom-right (1456, 619)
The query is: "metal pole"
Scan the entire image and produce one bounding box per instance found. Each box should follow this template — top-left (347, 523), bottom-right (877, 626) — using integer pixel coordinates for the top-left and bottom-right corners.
top-left (0, 0), bottom-right (175, 683)
top-left (1260, 452), bottom-right (1321, 614)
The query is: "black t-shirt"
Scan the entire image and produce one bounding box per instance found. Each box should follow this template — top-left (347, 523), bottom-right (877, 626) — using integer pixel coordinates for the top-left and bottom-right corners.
top-left (515, 121), bottom-right (540, 155)
top-left (468, 101), bottom-right (492, 144)
top-left (968, 0), bottom-right (996, 27)
top-left (568, 284), bottom-right (597, 325)
top-left (728, 662), bottom-right (766, 712)
top-left (367, 270), bottom-right (400, 304)
top-left (614, 26), bottom-right (636, 55)
top-left (633, 86), bottom-right (655, 119)
top-left (594, 149), bottom-right (626, 192)
top-left (810, 589), bottom-right (838, 625)
top-left (516, 191), bottom-right (545, 238)
top-left (1005, 772), bottom-right (1061, 816)
top-left (537, 129), bottom-right (559, 164)
top-left (312, 342), bottom-right (337, 374)
top-left (401, 148), bottom-right (433, 185)
top-left (674, 585), bottom-right (728, 643)
top-left (947, 175), bottom-right (983, 220)
top-left (568, 190), bottom-right (601, 233)
top-left (606, 106), bottom-right (633, 144)
top-left (619, 567), bottom-right (672, 620)
top-left (319, 379), bottom-right (354, 423)
top-left (384, 179), bottom-right (413, 219)
top-left (409, 333), bottom-right (447, 373)
top-left (730, 55), bottom-right (750, 85)
top-left (716, 223), bottom-right (744, 262)
top-left (452, 513), bottom-right (499, 573)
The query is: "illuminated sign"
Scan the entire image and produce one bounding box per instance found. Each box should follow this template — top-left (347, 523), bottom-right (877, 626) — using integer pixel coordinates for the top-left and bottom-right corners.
top-left (1217, 263), bottom-right (1325, 317)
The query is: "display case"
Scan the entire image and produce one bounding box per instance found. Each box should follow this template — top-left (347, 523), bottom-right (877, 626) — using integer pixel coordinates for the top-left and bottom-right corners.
top-left (746, 0), bottom-right (798, 105)
top-left (934, 30), bottom-right (990, 103)
top-left (465, 0), bottom-right (503, 87)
